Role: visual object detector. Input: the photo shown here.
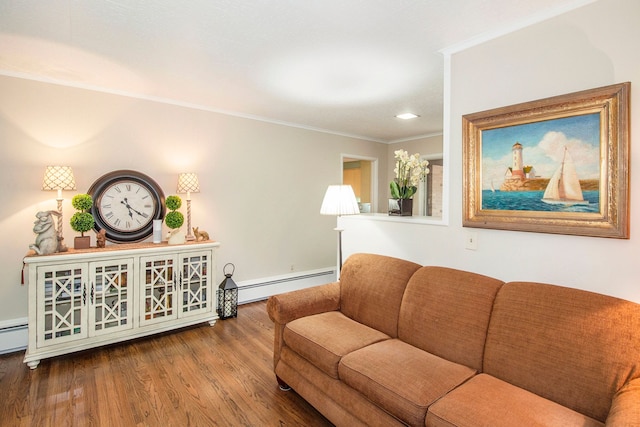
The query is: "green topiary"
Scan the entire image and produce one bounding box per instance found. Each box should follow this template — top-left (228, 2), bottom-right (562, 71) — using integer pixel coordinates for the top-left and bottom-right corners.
top-left (164, 195), bottom-right (184, 230)
top-left (165, 195), bottom-right (182, 211)
top-left (71, 193), bottom-right (93, 211)
top-left (70, 212), bottom-right (95, 235)
top-left (70, 193), bottom-right (94, 236)
top-left (165, 211), bottom-right (184, 230)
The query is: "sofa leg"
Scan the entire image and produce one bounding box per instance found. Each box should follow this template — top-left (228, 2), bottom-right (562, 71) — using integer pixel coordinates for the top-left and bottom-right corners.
top-left (276, 376), bottom-right (291, 391)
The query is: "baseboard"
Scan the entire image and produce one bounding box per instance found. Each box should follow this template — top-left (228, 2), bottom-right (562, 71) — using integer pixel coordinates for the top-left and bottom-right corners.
top-left (237, 267), bottom-right (337, 304)
top-left (0, 267), bottom-right (337, 355)
top-left (0, 317), bottom-right (28, 355)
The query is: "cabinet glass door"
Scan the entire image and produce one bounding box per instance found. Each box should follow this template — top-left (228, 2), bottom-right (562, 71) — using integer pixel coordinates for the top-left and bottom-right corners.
top-left (90, 259), bottom-right (134, 336)
top-left (179, 251), bottom-right (211, 317)
top-left (140, 255), bottom-right (178, 325)
top-left (37, 264), bottom-right (88, 347)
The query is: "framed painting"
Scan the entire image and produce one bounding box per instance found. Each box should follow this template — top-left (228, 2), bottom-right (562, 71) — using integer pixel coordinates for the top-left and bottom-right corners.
top-left (462, 82), bottom-right (630, 238)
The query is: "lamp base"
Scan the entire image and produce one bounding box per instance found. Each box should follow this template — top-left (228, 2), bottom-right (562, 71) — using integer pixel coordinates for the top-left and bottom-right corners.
top-left (334, 227), bottom-right (344, 274)
top-left (57, 238), bottom-right (69, 253)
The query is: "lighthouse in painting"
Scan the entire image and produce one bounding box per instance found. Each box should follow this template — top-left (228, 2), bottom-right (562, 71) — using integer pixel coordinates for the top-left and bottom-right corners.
top-left (510, 142), bottom-right (525, 179)
top-left (500, 142), bottom-right (540, 191)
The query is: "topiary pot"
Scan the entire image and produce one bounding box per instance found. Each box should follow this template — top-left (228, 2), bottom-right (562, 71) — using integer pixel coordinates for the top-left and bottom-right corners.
top-left (74, 236), bottom-right (91, 249)
top-left (167, 228), bottom-right (185, 245)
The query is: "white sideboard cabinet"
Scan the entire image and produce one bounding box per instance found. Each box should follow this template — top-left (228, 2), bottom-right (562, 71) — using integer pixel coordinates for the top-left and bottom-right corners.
top-left (23, 241), bottom-right (220, 369)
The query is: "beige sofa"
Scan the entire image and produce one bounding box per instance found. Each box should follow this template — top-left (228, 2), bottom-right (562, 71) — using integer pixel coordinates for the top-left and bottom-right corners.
top-left (266, 253), bottom-right (640, 427)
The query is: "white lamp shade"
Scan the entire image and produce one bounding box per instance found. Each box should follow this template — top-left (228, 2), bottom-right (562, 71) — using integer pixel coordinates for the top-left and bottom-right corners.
top-left (42, 166), bottom-right (76, 191)
top-left (177, 172), bottom-right (200, 193)
top-left (320, 185), bottom-right (360, 216)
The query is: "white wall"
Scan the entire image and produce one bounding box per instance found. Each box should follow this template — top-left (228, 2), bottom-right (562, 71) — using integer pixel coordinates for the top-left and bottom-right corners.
top-left (0, 75), bottom-right (388, 322)
top-left (341, 0), bottom-right (640, 304)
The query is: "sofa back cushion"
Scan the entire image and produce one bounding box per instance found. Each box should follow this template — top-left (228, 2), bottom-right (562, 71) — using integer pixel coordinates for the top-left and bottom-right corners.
top-left (398, 266), bottom-right (504, 371)
top-left (484, 281), bottom-right (640, 422)
top-left (340, 253), bottom-right (421, 337)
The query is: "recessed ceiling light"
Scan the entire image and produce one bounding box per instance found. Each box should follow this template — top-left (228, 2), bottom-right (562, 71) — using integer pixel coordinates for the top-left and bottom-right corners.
top-left (395, 113), bottom-right (419, 120)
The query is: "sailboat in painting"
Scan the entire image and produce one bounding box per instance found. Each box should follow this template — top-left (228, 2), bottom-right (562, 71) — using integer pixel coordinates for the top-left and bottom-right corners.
top-left (541, 147), bottom-right (589, 206)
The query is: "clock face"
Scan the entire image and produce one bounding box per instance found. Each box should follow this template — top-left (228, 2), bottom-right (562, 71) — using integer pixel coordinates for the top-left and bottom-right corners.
top-left (88, 170), bottom-right (165, 243)
top-left (98, 180), bottom-right (156, 232)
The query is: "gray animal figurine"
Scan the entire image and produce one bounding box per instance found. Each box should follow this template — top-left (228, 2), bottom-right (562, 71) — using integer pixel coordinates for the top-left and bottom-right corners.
top-left (29, 210), bottom-right (62, 255)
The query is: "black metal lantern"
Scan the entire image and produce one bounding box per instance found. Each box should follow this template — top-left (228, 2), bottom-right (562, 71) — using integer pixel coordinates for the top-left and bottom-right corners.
top-left (217, 263), bottom-right (238, 319)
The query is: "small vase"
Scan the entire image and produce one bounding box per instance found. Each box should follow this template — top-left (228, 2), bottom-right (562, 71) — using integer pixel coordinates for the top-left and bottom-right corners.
top-left (388, 198), bottom-right (413, 216)
top-left (74, 235), bottom-right (91, 249)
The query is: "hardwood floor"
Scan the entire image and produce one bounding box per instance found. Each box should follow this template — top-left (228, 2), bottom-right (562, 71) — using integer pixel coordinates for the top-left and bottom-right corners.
top-left (0, 301), bottom-right (333, 427)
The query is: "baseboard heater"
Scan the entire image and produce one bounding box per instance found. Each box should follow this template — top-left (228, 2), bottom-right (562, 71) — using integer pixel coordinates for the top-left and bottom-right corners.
top-left (0, 318), bottom-right (28, 355)
top-left (237, 268), bottom-right (336, 304)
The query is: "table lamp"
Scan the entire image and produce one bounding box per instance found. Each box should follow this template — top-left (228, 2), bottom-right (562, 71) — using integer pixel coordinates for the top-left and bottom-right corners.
top-left (42, 166), bottom-right (76, 248)
top-left (177, 172), bottom-right (200, 241)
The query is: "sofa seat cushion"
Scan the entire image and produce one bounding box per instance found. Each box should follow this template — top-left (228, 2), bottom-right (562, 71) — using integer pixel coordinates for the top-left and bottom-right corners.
top-left (426, 374), bottom-right (604, 427)
top-left (339, 339), bottom-right (476, 427)
top-left (283, 311), bottom-right (390, 379)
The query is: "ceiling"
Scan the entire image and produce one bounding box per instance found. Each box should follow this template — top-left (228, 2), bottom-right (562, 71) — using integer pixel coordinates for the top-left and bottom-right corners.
top-left (0, 0), bottom-right (591, 143)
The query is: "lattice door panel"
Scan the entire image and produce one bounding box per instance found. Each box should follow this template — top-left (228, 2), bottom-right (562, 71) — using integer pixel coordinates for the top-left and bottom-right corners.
top-left (180, 252), bottom-right (210, 315)
top-left (38, 265), bottom-right (87, 346)
top-left (91, 260), bottom-right (133, 335)
top-left (141, 256), bottom-right (177, 324)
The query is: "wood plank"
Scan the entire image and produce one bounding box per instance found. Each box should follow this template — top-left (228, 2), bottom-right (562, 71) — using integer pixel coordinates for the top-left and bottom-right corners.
top-left (0, 301), bottom-right (333, 426)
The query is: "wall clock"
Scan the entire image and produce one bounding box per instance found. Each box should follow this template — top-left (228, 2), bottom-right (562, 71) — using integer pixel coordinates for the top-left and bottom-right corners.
top-left (88, 170), bottom-right (166, 243)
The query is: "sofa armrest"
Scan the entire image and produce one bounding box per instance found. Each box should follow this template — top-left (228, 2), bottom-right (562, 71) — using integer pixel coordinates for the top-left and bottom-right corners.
top-left (266, 281), bottom-right (341, 324)
top-left (266, 282), bottom-right (340, 373)
top-left (605, 377), bottom-right (640, 426)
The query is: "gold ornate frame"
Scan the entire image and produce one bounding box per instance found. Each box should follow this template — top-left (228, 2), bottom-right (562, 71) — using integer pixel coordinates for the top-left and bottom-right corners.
top-left (462, 83), bottom-right (630, 238)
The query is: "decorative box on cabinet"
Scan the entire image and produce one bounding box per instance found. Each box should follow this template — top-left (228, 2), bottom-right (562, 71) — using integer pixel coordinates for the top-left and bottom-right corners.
top-left (23, 241), bottom-right (220, 369)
